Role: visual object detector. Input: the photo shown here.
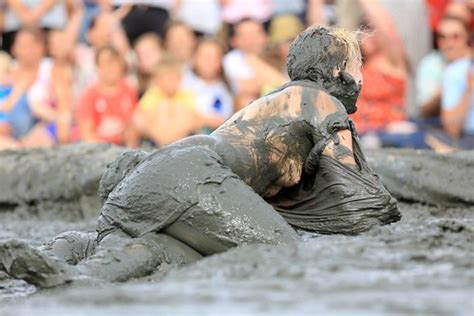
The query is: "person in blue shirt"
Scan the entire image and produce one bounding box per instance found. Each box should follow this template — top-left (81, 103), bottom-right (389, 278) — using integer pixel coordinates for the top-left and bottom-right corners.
top-left (440, 55), bottom-right (474, 149)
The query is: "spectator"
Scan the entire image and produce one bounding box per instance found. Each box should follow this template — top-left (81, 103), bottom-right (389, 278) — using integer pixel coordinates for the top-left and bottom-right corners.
top-left (133, 32), bottom-right (163, 95)
top-left (129, 53), bottom-right (220, 147)
top-left (223, 18), bottom-right (284, 110)
top-left (349, 0), bottom-right (412, 147)
top-left (439, 46), bottom-right (473, 148)
top-left (0, 27), bottom-right (55, 149)
top-left (1, 0), bottom-right (68, 53)
top-left (164, 21), bottom-right (197, 65)
top-left (183, 39), bottom-right (233, 131)
top-left (78, 46), bottom-right (137, 145)
top-left (416, 15), bottom-right (471, 118)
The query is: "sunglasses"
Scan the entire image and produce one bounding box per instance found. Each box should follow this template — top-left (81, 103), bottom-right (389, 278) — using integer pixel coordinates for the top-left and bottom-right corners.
top-left (437, 32), bottom-right (465, 41)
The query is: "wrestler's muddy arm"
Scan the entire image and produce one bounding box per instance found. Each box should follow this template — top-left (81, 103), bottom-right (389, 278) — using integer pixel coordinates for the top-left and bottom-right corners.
top-left (299, 86), bottom-right (357, 175)
top-left (270, 86), bottom-right (400, 234)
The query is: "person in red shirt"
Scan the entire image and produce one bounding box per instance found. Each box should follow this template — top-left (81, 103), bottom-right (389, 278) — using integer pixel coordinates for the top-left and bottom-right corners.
top-left (78, 45), bottom-right (137, 145)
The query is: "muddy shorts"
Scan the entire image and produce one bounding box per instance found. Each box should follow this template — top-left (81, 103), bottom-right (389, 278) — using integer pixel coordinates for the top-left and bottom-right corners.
top-left (97, 145), bottom-right (298, 255)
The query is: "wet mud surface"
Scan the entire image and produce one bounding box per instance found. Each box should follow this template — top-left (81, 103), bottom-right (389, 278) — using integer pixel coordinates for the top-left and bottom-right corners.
top-left (0, 145), bottom-right (473, 315)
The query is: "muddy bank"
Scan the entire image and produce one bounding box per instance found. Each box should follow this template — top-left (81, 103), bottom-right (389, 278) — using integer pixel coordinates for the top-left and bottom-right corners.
top-left (0, 144), bottom-right (125, 220)
top-left (0, 202), bottom-right (473, 315)
top-left (367, 149), bottom-right (474, 207)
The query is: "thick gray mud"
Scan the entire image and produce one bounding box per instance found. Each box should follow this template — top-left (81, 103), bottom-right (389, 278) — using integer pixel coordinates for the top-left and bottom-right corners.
top-left (0, 203), bottom-right (473, 315)
top-left (0, 145), bottom-right (473, 315)
top-left (0, 144), bottom-right (126, 220)
top-left (367, 149), bottom-right (474, 207)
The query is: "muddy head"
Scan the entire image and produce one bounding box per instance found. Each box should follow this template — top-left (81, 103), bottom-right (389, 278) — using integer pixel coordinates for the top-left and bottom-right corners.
top-left (287, 26), bottom-right (362, 114)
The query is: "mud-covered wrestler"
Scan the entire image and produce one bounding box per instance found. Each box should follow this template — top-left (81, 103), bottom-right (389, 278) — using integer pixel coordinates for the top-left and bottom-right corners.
top-left (0, 27), bottom-right (400, 288)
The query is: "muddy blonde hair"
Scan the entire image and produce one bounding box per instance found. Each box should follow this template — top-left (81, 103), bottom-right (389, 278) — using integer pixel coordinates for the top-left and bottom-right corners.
top-left (287, 26), bottom-right (361, 82)
top-left (328, 27), bottom-right (362, 71)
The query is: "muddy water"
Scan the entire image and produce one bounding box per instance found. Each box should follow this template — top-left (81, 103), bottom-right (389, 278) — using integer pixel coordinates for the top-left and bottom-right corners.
top-left (1, 202), bottom-right (473, 315)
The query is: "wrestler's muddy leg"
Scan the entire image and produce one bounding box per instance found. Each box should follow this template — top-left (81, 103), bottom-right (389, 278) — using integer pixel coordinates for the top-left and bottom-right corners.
top-left (164, 174), bottom-right (300, 256)
top-left (0, 230), bottom-right (202, 288)
top-left (75, 230), bottom-right (202, 282)
top-left (39, 231), bottom-right (98, 265)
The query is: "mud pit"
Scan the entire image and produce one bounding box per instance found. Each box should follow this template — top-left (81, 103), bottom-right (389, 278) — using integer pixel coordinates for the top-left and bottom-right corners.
top-left (0, 144), bottom-right (473, 315)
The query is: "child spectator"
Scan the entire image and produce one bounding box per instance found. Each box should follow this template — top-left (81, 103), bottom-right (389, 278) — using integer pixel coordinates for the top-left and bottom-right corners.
top-left (183, 39), bottom-right (233, 131)
top-left (164, 21), bottom-right (197, 65)
top-left (78, 46), bottom-right (137, 145)
top-left (133, 32), bottom-right (163, 96)
top-left (223, 18), bottom-right (284, 110)
top-left (129, 53), bottom-right (221, 147)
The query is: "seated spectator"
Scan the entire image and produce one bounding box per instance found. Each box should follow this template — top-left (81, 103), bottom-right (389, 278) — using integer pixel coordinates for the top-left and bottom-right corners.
top-left (0, 27), bottom-right (56, 149)
top-left (416, 15), bottom-right (472, 118)
top-left (183, 39), bottom-right (233, 131)
top-left (129, 53), bottom-right (221, 147)
top-left (438, 49), bottom-right (473, 149)
top-left (223, 18), bottom-right (284, 110)
top-left (78, 46), bottom-right (137, 145)
top-left (133, 32), bottom-right (163, 95)
top-left (349, 0), bottom-right (416, 148)
top-left (164, 21), bottom-right (197, 65)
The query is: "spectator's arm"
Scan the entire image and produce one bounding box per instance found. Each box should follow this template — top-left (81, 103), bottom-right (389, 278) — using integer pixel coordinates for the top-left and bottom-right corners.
top-left (97, 0), bottom-right (113, 12)
top-left (62, 1), bottom-right (85, 56)
top-left (307, 0), bottom-right (327, 26)
top-left (53, 70), bottom-right (73, 144)
top-left (441, 68), bottom-right (474, 138)
top-left (420, 90), bottom-right (441, 118)
top-left (358, 0), bottom-right (407, 70)
top-left (0, 7), bottom-right (5, 31)
top-left (7, 0), bottom-right (61, 26)
top-left (0, 77), bottom-right (30, 113)
top-left (78, 89), bottom-right (100, 142)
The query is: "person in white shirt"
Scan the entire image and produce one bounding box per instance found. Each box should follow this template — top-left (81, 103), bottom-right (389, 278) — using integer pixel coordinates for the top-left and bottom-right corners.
top-left (183, 38), bottom-right (233, 131)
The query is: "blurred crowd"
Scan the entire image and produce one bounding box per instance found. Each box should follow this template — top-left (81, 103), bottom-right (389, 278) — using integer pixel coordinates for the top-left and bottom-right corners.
top-left (0, 0), bottom-right (473, 151)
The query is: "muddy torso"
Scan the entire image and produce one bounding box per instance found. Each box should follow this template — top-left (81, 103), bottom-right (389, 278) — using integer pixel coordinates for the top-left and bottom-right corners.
top-left (211, 85), bottom-right (328, 197)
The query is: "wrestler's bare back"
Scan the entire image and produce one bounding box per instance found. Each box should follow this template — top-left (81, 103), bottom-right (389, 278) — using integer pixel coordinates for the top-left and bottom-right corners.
top-left (212, 85), bottom-right (357, 198)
